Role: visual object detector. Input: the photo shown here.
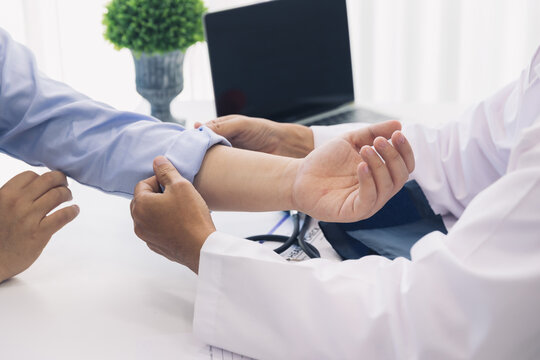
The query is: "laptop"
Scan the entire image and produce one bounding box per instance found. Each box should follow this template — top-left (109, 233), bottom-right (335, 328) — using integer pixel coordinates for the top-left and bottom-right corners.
top-left (204, 0), bottom-right (391, 126)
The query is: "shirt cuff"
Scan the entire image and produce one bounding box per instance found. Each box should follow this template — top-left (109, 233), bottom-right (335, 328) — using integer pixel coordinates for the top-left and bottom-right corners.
top-left (311, 123), bottom-right (370, 148)
top-left (164, 127), bottom-right (231, 183)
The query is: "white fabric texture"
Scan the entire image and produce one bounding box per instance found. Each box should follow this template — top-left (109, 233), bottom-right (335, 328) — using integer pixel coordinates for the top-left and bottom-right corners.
top-left (193, 47), bottom-right (540, 359)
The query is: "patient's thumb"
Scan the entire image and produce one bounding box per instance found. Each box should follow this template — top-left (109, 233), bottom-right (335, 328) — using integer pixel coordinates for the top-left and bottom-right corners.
top-left (153, 156), bottom-right (183, 188)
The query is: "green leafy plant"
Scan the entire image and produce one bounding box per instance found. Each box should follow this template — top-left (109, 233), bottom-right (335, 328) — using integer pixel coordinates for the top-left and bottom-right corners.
top-left (103, 0), bottom-right (206, 55)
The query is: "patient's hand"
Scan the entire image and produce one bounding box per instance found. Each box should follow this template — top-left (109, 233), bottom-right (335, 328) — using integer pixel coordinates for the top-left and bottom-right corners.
top-left (292, 129), bottom-right (415, 222)
top-left (0, 171), bottom-right (79, 283)
top-left (195, 115), bottom-right (314, 158)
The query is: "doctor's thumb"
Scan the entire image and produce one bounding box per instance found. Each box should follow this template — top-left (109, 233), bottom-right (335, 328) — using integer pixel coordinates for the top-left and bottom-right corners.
top-left (153, 156), bottom-right (184, 188)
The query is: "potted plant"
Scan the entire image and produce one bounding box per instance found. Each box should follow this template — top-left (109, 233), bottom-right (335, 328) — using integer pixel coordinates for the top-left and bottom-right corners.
top-left (103, 0), bottom-right (206, 123)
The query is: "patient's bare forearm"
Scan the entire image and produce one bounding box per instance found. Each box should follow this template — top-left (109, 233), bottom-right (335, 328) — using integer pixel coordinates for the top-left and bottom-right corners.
top-left (193, 145), bottom-right (300, 211)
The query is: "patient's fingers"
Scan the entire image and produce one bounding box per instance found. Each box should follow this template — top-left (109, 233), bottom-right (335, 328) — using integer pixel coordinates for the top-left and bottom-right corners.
top-left (391, 131), bottom-right (415, 173)
top-left (355, 162), bottom-right (377, 217)
top-left (345, 120), bottom-right (402, 151)
top-left (360, 145), bottom-right (394, 204)
top-left (373, 136), bottom-right (409, 194)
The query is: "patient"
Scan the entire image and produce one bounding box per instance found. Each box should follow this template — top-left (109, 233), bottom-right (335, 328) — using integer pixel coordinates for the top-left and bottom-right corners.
top-left (0, 26), bottom-right (413, 283)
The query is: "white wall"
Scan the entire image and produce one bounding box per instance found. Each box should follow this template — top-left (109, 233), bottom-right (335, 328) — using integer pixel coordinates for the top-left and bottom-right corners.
top-left (348, 0), bottom-right (540, 104)
top-left (1, 0), bottom-right (539, 113)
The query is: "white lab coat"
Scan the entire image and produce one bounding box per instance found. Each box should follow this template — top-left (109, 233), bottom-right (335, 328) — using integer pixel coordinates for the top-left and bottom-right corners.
top-left (192, 47), bottom-right (540, 359)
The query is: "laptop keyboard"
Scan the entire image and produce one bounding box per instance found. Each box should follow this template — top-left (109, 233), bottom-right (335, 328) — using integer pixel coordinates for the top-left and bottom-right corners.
top-left (309, 108), bottom-right (393, 126)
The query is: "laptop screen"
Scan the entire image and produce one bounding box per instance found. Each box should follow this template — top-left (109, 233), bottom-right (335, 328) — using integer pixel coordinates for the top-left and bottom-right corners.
top-left (204, 0), bottom-right (354, 123)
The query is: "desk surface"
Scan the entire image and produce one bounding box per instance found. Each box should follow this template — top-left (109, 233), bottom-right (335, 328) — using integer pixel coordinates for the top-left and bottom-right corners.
top-left (0, 101), bottom-right (468, 359)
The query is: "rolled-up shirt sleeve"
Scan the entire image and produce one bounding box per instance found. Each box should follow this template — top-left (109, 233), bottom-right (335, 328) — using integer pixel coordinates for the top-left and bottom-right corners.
top-left (0, 28), bottom-right (229, 196)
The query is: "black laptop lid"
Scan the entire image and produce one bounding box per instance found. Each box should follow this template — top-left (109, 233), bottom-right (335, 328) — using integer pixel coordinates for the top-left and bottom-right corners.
top-left (204, 0), bottom-right (354, 123)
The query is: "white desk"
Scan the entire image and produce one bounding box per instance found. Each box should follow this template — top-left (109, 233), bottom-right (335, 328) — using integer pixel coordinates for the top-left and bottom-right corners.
top-left (0, 101), bottom-right (469, 359)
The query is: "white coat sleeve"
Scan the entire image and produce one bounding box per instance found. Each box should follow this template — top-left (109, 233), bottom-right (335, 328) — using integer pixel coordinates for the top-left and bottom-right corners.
top-left (193, 135), bottom-right (540, 360)
top-left (193, 50), bottom-right (540, 360)
top-left (400, 77), bottom-right (530, 217)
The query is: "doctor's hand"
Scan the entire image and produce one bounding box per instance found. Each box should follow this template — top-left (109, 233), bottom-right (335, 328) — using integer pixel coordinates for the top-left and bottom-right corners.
top-left (0, 171), bottom-right (79, 283)
top-left (195, 115), bottom-right (314, 158)
top-left (131, 156), bottom-right (215, 274)
top-left (292, 127), bottom-right (415, 222)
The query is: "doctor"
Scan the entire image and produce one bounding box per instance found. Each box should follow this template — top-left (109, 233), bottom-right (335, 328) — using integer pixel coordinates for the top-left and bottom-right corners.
top-left (0, 27), bottom-right (413, 283)
top-left (131, 47), bottom-right (540, 358)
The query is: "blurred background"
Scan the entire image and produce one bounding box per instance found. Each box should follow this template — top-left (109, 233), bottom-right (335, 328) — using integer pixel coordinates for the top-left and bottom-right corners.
top-left (1, 0), bottom-right (540, 114)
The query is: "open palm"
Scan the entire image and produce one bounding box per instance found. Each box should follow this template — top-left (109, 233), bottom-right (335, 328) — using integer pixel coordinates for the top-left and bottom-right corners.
top-left (292, 124), bottom-right (415, 223)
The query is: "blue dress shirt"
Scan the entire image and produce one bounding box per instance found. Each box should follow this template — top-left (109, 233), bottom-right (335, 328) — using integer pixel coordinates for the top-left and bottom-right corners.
top-left (0, 28), bottom-right (229, 196)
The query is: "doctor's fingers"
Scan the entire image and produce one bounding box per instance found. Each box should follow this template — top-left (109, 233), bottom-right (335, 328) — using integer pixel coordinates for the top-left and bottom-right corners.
top-left (195, 114), bottom-right (238, 128)
top-left (134, 176), bottom-right (161, 196)
top-left (132, 177), bottom-right (161, 218)
top-left (130, 192), bottom-right (164, 225)
top-left (391, 131), bottom-right (415, 173)
top-left (345, 120), bottom-right (402, 151)
top-left (25, 171), bottom-right (68, 201)
top-left (153, 156), bottom-right (188, 190)
top-left (360, 145), bottom-right (395, 204)
top-left (373, 136), bottom-right (410, 193)
top-left (195, 115), bottom-right (241, 134)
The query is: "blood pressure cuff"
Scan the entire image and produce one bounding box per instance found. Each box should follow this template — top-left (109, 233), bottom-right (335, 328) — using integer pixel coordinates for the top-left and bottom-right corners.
top-left (319, 180), bottom-right (447, 260)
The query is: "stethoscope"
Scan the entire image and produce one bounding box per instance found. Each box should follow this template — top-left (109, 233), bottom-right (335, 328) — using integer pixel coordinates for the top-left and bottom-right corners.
top-left (246, 210), bottom-right (321, 259)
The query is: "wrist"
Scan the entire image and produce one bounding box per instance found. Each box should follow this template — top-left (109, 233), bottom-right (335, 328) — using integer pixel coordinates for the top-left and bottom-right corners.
top-left (280, 157), bottom-right (302, 210)
top-left (279, 124), bottom-right (314, 158)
